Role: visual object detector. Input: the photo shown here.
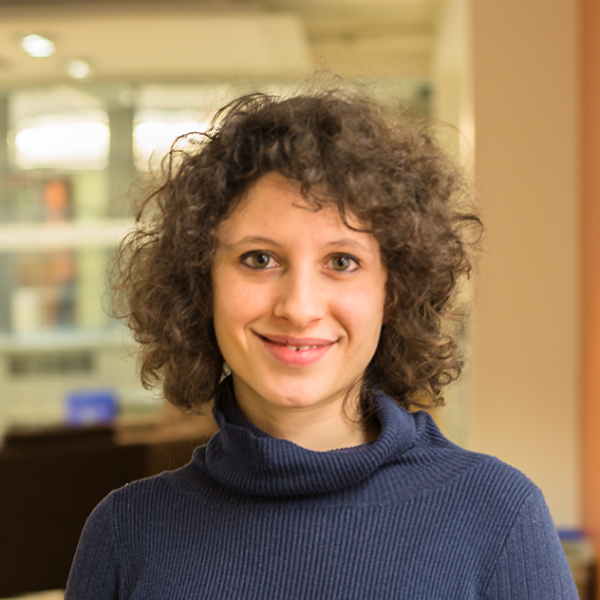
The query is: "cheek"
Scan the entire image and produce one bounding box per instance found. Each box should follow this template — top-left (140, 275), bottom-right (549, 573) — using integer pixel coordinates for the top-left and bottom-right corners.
top-left (212, 273), bottom-right (272, 343)
top-left (336, 286), bottom-right (386, 338)
top-left (212, 287), bottom-right (246, 368)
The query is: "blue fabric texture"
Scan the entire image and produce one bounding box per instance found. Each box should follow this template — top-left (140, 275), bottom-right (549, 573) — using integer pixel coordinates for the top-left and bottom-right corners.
top-left (65, 378), bottom-right (578, 599)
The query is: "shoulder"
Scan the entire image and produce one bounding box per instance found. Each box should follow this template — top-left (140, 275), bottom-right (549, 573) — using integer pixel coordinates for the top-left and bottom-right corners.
top-left (481, 486), bottom-right (578, 598)
top-left (404, 410), bottom-right (537, 507)
top-left (72, 465), bottom-right (195, 550)
top-left (66, 451), bottom-right (213, 598)
top-left (405, 413), bottom-right (579, 597)
top-left (106, 447), bottom-right (212, 515)
top-left (65, 459), bottom-right (202, 599)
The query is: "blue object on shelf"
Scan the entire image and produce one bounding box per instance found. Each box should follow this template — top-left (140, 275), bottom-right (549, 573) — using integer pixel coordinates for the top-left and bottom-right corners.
top-left (558, 528), bottom-right (586, 542)
top-left (66, 389), bottom-right (118, 425)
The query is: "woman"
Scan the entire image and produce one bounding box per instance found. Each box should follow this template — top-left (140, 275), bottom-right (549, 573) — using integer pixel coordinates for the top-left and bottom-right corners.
top-left (65, 89), bottom-right (577, 599)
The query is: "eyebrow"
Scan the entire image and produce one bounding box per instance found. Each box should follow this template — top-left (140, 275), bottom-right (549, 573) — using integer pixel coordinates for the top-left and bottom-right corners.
top-left (322, 238), bottom-right (371, 252)
top-left (221, 236), bottom-right (280, 250)
top-left (223, 235), bottom-right (372, 253)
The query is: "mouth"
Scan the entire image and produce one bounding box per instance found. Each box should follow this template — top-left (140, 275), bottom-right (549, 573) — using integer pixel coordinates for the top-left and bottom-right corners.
top-left (255, 333), bottom-right (335, 365)
top-left (258, 333), bottom-right (334, 349)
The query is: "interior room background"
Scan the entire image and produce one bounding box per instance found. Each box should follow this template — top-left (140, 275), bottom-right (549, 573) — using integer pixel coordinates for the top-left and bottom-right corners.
top-left (1, 0), bottom-right (598, 596)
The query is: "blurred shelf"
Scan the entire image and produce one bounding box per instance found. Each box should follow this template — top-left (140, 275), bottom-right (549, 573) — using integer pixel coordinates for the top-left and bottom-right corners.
top-left (0, 220), bottom-right (132, 252)
top-left (0, 328), bottom-right (131, 352)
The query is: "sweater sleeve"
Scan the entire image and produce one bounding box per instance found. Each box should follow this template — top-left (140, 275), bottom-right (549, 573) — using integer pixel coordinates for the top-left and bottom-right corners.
top-left (482, 488), bottom-right (579, 599)
top-left (64, 493), bottom-right (120, 600)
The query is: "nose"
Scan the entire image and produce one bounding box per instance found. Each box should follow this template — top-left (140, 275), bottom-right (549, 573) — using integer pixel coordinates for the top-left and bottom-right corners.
top-left (273, 267), bottom-right (327, 328)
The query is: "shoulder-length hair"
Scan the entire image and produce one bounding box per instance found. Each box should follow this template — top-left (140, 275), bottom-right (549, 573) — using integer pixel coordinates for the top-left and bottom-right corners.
top-left (112, 87), bottom-right (481, 413)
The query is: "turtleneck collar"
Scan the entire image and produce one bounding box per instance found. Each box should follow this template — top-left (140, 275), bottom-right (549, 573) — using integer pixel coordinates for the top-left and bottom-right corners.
top-left (204, 377), bottom-right (417, 497)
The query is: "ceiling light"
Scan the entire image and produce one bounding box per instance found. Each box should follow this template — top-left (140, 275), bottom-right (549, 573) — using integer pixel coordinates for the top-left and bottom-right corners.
top-left (21, 34), bottom-right (55, 58)
top-left (15, 119), bottom-right (109, 170)
top-left (66, 59), bottom-right (92, 80)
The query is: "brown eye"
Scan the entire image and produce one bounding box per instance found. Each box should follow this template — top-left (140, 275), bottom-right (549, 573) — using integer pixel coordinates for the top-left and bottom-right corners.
top-left (251, 253), bottom-right (270, 267)
top-left (242, 252), bottom-right (275, 269)
top-left (331, 255), bottom-right (358, 272)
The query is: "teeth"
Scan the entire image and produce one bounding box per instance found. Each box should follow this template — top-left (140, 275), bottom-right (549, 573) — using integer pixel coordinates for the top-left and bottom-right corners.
top-left (286, 345), bottom-right (317, 351)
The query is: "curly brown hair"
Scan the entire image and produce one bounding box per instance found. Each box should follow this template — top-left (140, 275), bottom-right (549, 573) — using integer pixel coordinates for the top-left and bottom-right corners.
top-left (112, 87), bottom-right (481, 413)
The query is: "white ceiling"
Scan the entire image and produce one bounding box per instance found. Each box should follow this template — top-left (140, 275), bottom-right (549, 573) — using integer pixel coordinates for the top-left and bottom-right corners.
top-left (0, 0), bottom-right (439, 87)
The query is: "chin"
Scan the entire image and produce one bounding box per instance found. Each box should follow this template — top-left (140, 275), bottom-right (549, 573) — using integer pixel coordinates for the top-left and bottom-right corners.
top-left (259, 378), bottom-right (344, 410)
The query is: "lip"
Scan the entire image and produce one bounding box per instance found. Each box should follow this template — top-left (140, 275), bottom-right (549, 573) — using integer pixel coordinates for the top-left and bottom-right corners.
top-left (255, 332), bottom-right (335, 366)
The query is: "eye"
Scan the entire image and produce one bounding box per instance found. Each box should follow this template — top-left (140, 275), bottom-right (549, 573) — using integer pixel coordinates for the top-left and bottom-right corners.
top-left (241, 251), bottom-right (278, 269)
top-left (330, 254), bottom-right (359, 272)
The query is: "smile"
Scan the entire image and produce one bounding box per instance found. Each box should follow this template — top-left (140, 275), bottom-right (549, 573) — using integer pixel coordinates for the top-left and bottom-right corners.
top-left (285, 344), bottom-right (320, 351)
top-left (255, 333), bottom-right (335, 366)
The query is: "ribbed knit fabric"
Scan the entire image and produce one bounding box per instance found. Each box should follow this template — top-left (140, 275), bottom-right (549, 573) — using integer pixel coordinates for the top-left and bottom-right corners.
top-left (65, 378), bottom-right (578, 600)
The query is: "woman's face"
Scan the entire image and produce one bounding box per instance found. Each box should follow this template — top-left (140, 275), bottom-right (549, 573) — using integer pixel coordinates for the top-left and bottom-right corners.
top-left (211, 172), bottom-right (387, 424)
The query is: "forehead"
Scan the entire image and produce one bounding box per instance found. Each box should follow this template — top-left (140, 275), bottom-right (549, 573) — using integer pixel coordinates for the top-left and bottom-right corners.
top-left (218, 172), bottom-right (367, 240)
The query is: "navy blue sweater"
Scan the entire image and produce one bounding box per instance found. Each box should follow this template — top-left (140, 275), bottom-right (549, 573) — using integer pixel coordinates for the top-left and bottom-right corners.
top-left (65, 380), bottom-right (578, 599)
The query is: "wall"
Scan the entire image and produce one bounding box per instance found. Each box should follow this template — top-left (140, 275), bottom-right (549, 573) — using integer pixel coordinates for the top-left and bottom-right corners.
top-left (431, 0), bottom-right (473, 448)
top-left (581, 0), bottom-right (600, 591)
top-left (470, 0), bottom-right (580, 527)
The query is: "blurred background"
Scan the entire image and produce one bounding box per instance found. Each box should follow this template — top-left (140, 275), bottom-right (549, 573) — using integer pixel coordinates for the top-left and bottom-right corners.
top-left (0, 0), bottom-right (598, 597)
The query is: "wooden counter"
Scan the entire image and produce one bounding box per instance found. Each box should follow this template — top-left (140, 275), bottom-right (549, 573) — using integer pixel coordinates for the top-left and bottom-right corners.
top-left (0, 412), bottom-right (217, 598)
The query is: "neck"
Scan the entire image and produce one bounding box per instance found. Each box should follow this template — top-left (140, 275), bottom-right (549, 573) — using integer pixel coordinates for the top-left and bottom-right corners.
top-left (232, 378), bottom-right (379, 452)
